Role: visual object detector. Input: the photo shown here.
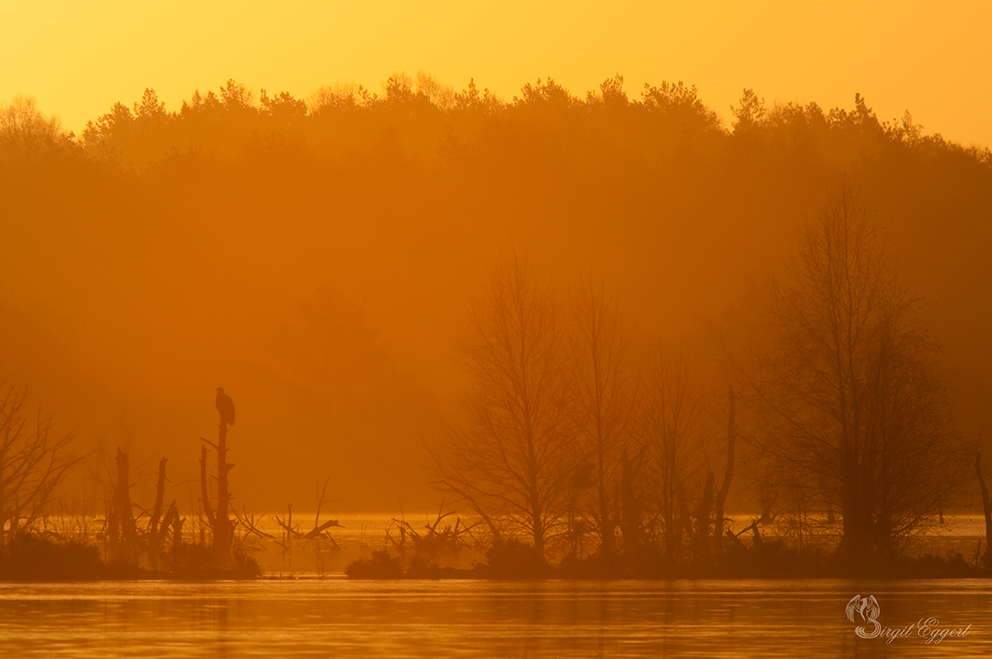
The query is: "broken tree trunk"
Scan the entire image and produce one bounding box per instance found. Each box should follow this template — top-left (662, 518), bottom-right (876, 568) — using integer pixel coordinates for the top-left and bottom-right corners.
top-left (158, 501), bottom-right (177, 548)
top-left (108, 448), bottom-right (138, 566)
top-left (200, 445), bottom-right (215, 526)
top-left (172, 507), bottom-right (184, 554)
top-left (214, 416), bottom-right (234, 566)
top-left (200, 420), bottom-right (234, 569)
top-left (713, 385), bottom-right (736, 553)
top-left (147, 457), bottom-right (167, 571)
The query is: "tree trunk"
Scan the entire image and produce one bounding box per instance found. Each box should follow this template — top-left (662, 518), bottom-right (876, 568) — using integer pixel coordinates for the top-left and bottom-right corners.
top-left (713, 386), bottom-right (736, 553)
top-left (975, 452), bottom-right (992, 567)
top-left (109, 448), bottom-right (138, 566)
top-left (597, 441), bottom-right (616, 557)
top-left (214, 419), bottom-right (234, 567)
top-left (619, 448), bottom-right (644, 556)
top-left (147, 458), bottom-right (167, 570)
top-left (694, 472), bottom-right (714, 561)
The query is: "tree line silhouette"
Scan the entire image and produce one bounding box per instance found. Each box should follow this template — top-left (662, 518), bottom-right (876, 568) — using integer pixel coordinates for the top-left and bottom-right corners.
top-left (4, 72), bottom-right (988, 175)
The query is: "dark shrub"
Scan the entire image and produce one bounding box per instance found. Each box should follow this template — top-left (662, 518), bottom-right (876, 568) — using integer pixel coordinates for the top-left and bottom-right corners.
top-left (345, 549), bottom-right (404, 579)
top-left (0, 532), bottom-right (107, 581)
top-left (479, 538), bottom-right (547, 578)
top-left (168, 541), bottom-right (260, 579)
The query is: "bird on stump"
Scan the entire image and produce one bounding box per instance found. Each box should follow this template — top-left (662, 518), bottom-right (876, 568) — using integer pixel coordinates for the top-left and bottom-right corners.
top-left (216, 387), bottom-right (235, 426)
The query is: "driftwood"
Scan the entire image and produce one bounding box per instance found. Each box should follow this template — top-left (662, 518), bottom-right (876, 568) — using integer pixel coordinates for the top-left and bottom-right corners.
top-left (388, 502), bottom-right (479, 556)
top-left (733, 519), bottom-right (764, 547)
top-left (274, 477), bottom-right (343, 554)
top-left (232, 505), bottom-right (275, 541)
top-left (305, 519), bottom-right (342, 541)
top-left (429, 482), bottom-right (501, 544)
top-left (725, 527), bottom-right (748, 551)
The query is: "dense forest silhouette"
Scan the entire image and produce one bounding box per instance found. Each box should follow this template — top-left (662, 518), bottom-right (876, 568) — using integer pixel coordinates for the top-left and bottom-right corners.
top-left (0, 72), bottom-right (990, 542)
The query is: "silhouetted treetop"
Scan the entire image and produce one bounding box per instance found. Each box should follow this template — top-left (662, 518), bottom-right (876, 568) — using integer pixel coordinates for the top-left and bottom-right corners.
top-left (516, 77), bottom-right (578, 109)
top-left (641, 81), bottom-right (719, 131)
top-left (730, 88), bottom-right (766, 135)
top-left (0, 97), bottom-right (72, 165)
top-left (5, 73), bottom-right (985, 174)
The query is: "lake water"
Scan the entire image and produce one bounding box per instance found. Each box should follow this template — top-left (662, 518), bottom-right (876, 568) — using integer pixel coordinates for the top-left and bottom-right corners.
top-left (2, 578), bottom-right (991, 658)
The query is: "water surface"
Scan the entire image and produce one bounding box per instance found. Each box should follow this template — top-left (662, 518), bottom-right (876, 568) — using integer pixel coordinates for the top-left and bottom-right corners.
top-left (1, 579), bottom-right (990, 657)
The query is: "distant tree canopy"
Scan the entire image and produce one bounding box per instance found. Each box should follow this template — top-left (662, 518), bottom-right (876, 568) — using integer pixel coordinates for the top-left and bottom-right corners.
top-left (1, 73), bottom-right (985, 174)
top-left (3, 74), bottom-right (989, 235)
top-left (5, 75), bottom-right (989, 280)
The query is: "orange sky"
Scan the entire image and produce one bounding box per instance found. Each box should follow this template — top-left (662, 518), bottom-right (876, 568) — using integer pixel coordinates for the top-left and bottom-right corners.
top-left (2, 1), bottom-right (990, 147)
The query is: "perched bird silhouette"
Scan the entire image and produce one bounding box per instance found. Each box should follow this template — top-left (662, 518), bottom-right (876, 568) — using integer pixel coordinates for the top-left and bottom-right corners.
top-left (216, 387), bottom-right (235, 426)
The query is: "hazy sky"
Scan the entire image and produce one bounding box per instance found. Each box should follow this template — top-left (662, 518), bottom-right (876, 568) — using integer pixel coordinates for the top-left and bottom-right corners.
top-left (2, 1), bottom-right (990, 147)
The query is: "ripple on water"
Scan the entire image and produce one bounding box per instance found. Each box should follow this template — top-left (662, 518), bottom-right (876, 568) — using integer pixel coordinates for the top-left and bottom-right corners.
top-left (1, 579), bottom-right (991, 657)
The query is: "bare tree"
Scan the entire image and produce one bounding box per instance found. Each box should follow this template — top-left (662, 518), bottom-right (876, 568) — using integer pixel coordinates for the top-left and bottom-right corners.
top-left (0, 96), bottom-right (66, 163)
top-left (735, 188), bottom-right (962, 557)
top-left (0, 380), bottom-right (79, 547)
top-left (569, 278), bottom-right (634, 558)
top-left (432, 260), bottom-right (572, 558)
top-left (641, 357), bottom-right (704, 562)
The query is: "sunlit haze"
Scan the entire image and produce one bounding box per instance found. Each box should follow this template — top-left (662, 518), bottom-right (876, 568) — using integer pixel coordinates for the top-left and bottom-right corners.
top-left (2, 0), bottom-right (992, 598)
top-left (5, 4), bottom-right (992, 657)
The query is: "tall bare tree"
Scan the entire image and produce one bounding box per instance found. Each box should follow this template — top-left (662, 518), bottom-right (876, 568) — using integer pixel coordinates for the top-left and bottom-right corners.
top-left (0, 380), bottom-right (79, 547)
top-left (736, 188), bottom-right (962, 557)
top-left (642, 357), bottom-right (704, 562)
top-left (432, 260), bottom-right (573, 558)
top-left (569, 279), bottom-right (634, 558)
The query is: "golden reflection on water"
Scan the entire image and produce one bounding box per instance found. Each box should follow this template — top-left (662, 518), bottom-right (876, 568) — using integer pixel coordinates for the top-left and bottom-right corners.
top-left (1, 580), bottom-right (991, 658)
